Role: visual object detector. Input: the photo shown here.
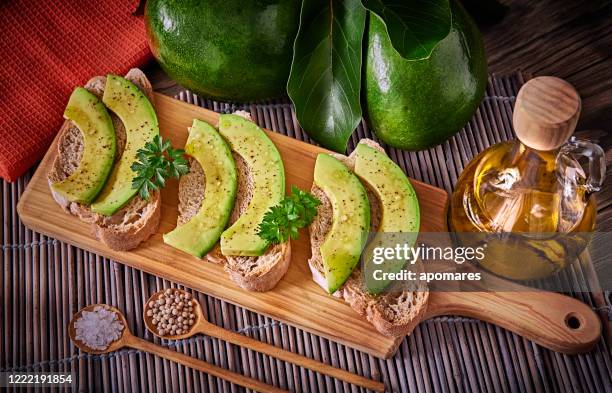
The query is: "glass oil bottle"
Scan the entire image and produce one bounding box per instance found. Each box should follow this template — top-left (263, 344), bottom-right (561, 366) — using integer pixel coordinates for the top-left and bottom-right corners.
top-left (449, 77), bottom-right (605, 280)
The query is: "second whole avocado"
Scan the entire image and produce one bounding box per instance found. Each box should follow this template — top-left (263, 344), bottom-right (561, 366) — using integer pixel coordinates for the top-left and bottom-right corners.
top-left (363, 1), bottom-right (487, 150)
top-left (145, 0), bottom-right (300, 102)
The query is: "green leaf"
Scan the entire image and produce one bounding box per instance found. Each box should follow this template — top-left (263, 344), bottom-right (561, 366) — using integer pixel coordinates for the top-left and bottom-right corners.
top-left (257, 187), bottom-right (321, 244)
top-left (363, 0), bottom-right (451, 60)
top-left (130, 135), bottom-right (189, 200)
top-left (287, 0), bottom-right (366, 153)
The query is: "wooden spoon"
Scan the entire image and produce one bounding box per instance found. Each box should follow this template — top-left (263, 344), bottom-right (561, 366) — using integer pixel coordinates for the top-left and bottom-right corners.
top-left (144, 289), bottom-right (385, 392)
top-left (69, 304), bottom-right (287, 393)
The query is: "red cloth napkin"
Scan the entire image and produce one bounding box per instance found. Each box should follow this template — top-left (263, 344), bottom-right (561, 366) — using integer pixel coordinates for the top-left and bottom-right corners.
top-left (0, 1), bottom-right (152, 181)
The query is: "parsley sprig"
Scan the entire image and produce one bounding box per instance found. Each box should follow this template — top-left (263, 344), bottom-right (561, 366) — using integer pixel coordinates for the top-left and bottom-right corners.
top-left (257, 186), bottom-right (321, 244)
top-left (131, 135), bottom-right (189, 200)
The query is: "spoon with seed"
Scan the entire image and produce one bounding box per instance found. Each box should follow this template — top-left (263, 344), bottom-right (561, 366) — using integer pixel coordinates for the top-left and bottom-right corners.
top-left (69, 304), bottom-right (287, 392)
top-left (143, 289), bottom-right (385, 392)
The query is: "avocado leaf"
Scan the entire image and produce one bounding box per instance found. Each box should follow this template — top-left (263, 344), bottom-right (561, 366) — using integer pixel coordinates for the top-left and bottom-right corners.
top-left (287, 0), bottom-right (366, 153)
top-left (363, 0), bottom-right (452, 60)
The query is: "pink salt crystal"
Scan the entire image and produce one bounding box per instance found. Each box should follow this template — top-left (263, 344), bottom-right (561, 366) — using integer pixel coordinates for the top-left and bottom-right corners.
top-left (74, 305), bottom-right (124, 350)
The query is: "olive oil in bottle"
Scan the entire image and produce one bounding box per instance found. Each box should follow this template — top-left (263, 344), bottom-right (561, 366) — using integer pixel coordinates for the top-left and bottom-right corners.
top-left (449, 77), bottom-right (605, 280)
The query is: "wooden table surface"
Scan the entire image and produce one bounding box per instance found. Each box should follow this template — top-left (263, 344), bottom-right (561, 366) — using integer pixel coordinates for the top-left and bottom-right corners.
top-left (142, 0), bottom-right (612, 230)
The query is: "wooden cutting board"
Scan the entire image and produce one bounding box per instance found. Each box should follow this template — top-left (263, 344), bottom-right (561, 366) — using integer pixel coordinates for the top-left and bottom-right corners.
top-left (18, 93), bottom-right (449, 358)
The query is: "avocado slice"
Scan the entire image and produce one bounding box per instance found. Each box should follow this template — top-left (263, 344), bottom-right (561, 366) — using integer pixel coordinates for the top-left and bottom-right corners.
top-left (353, 143), bottom-right (420, 293)
top-left (314, 153), bottom-right (370, 293)
top-left (163, 119), bottom-right (237, 257)
top-left (51, 87), bottom-right (116, 204)
top-left (354, 143), bottom-right (420, 233)
top-left (218, 114), bottom-right (285, 256)
top-left (90, 75), bottom-right (159, 215)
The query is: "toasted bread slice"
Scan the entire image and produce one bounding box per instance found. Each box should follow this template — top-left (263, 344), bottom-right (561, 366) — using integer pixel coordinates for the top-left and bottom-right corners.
top-left (201, 155), bottom-right (291, 291)
top-left (48, 69), bottom-right (161, 251)
top-left (308, 139), bottom-right (428, 338)
top-left (176, 112), bottom-right (290, 292)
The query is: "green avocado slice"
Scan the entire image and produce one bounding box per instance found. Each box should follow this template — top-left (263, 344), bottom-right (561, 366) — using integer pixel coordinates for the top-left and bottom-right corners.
top-left (315, 153), bottom-right (370, 293)
top-left (163, 119), bottom-right (237, 257)
top-left (51, 87), bottom-right (116, 204)
top-left (354, 143), bottom-right (420, 233)
top-left (353, 143), bottom-right (420, 293)
top-left (219, 114), bottom-right (285, 256)
top-left (90, 75), bottom-right (159, 215)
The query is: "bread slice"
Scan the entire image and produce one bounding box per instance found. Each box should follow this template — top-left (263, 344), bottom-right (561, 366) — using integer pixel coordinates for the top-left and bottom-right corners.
top-left (308, 139), bottom-right (429, 338)
top-left (175, 111), bottom-right (290, 292)
top-left (204, 154), bottom-right (291, 292)
top-left (48, 68), bottom-right (161, 251)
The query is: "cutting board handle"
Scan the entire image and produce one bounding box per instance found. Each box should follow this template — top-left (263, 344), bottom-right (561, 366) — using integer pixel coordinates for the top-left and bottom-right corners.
top-left (425, 291), bottom-right (601, 354)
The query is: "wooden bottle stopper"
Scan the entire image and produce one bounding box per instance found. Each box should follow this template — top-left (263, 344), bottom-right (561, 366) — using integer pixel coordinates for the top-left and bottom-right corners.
top-left (513, 76), bottom-right (581, 151)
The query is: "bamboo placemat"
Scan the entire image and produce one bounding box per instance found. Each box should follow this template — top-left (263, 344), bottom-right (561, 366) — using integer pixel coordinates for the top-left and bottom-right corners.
top-left (2, 73), bottom-right (611, 392)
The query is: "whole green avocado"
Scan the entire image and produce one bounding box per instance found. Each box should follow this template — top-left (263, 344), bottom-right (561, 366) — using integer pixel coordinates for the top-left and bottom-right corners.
top-left (145, 0), bottom-right (300, 101)
top-left (364, 1), bottom-right (487, 150)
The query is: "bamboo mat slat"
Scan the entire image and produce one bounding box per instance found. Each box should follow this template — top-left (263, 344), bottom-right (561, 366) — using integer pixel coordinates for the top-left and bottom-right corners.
top-left (1, 73), bottom-right (611, 392)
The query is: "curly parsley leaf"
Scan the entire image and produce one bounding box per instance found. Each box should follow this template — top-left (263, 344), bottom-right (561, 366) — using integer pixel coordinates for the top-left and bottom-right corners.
top-left (131, 135), bottom-right (189, 200)
top-left (257, 186), bottom-right (321, 244)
